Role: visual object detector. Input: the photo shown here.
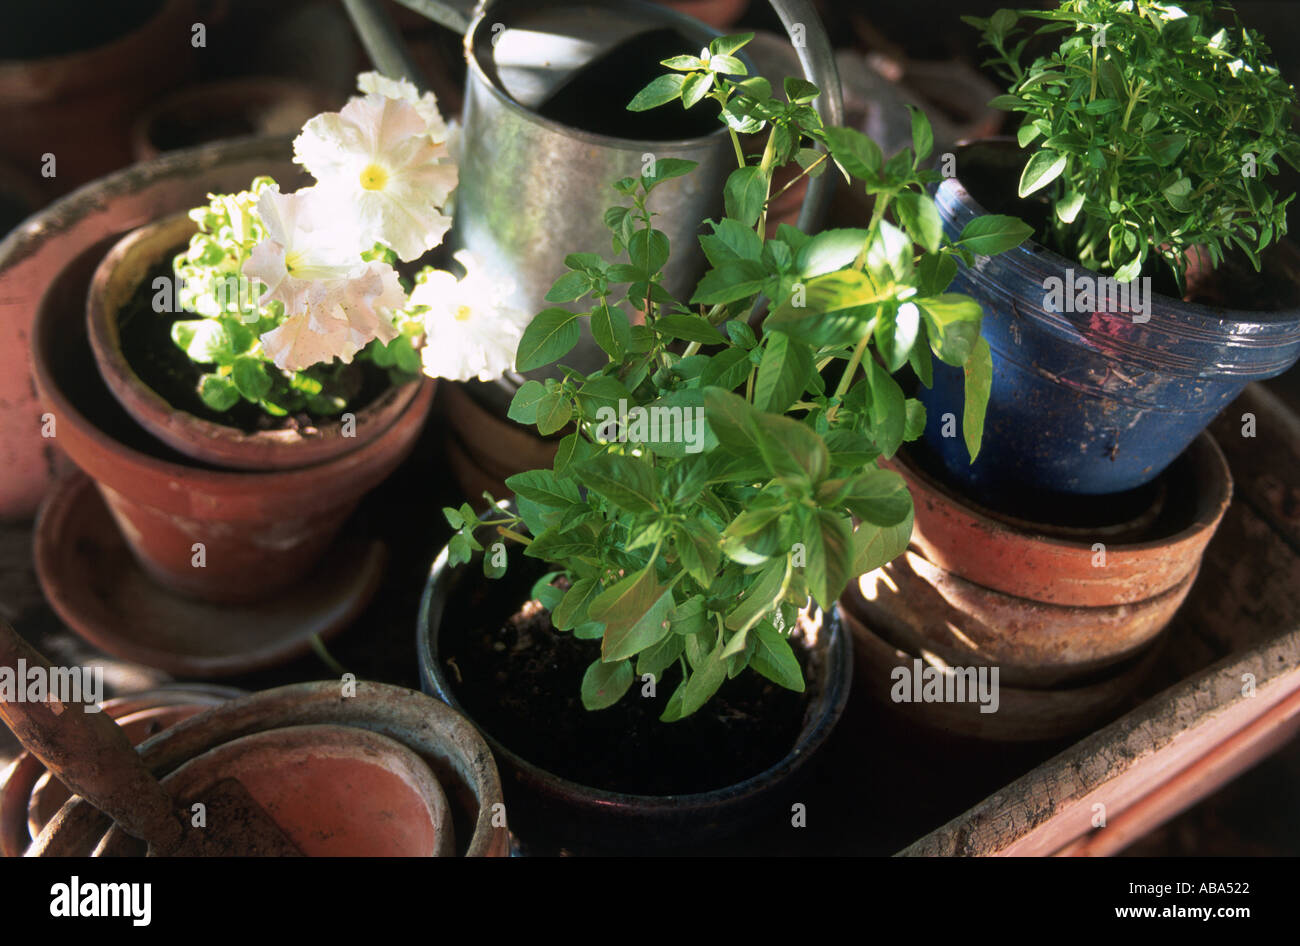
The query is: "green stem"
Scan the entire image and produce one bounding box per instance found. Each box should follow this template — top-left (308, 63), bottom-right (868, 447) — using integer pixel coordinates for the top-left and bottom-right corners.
top-left (497, 527), bottom-right (533, 546)
top-left (825, 333), bottom-right (872, 423)
top-left (309, 634), bottom-right (347, 676)
top-left (766, 152), bottom-right (828, 208)
top-left (729, 128), bottom-right (746, 168)
top-left (753, 131), bottom-right (779, 239)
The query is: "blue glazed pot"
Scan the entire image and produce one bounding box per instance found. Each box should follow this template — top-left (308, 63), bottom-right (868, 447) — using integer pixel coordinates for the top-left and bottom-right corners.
top-left (920, 141), bottom-right (1300, 502)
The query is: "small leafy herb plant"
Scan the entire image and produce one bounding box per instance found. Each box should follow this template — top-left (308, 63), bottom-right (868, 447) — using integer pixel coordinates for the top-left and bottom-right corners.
top-left (171, 178), bottom-right (423, 418)
top-left (445, 34), bottom-right (1029, 720)
top-left (966, 0), bottom-right (1300, 290)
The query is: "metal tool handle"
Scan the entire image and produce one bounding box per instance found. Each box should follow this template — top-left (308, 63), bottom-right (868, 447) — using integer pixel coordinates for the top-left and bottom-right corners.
top-left (346, 0), bottom-right (843, 231)
top-left (0, 621), bottom-right (182, 849)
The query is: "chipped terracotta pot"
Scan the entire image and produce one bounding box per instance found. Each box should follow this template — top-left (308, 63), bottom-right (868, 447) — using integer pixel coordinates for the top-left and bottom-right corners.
top-left (0, 684), bottom-right (241, 857)
top-left (30, 681), bottom-right (510, 857)
top-left (32, 252), bottom-right (435, 600)
top-left (0, 135), bottom-right (307, 521)
top-left (87, 213), bottom-right (421, 471)
top-left (839, 603), bottom-right (1162, 743)
top-left (101, 725), bottom-right (456, 857)
top-left (885, 433), bottom-right (1232, 608)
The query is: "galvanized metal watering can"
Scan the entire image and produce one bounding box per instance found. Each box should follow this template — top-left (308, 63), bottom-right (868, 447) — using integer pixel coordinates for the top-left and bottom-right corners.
top-left (344, 0), bottom-right (843, 381)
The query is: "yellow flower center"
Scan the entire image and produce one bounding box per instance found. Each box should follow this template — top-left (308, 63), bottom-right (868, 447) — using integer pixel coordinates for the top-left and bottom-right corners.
top-left (284, 249), bottom-right (303, 274)
top-left (359, 163), bottom-right (389, 191)
top-left (453, 304), bottom-right (473, 322)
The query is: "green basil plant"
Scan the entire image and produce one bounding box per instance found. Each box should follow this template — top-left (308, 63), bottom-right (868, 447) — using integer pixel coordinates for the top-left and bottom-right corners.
top-left (967, 0), bottom-right (1300, 291)
top-left (445, 33), bottom-right (1030, 720)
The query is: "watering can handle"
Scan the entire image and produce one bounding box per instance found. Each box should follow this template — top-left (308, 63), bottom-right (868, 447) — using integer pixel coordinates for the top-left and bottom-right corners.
top-left (344, 0), bottom-right (843, 231)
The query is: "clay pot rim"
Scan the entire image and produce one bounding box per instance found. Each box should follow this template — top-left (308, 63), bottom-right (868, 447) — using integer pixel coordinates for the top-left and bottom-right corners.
top-left (0, 1), bottom-right (195, 81)
top-left (32, 269), bottom-right (436, 488)
top-left (130, 77), bottom-right (337, 163)
top-left (417, 531), bottom-right (854, 814)
top-left (2, 685), bottom-right (241, 857)
top-left (86, 213), bottom-right (421, 471)
top-left (890, 433), bottom-right (1232, 559)
top-left (839, 604), bottom-right (1164, 742)
top-left (156, 723), bottom-right (455, 857)
top-left (841, 604), bottom-right (1162, 699)
top-left (942, 138), bottom-right (1300, 342)
top-left (30, 681), bottom-right (508, 857)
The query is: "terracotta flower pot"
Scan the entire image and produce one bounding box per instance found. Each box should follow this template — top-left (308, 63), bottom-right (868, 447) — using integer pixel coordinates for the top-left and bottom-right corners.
top-left (438, 381), bottom-right (559, 504)
top-left (0, 684), bottom-right (241, 857)
top-left (891, 434), bottom-right (1232, 608)
top-left (30, 681), bottom-right (510, 857)
top-left (131, 78), bottom-right (337, 163)
top-left (0, 0), bottom-right (198, 194)
top-left (87, 214), bottom-right (421, 471)
top-left (839, 603), bottom-right (1162, 743)
top-left (31, 243), bottom-right (435, 600)
top-left (842, 434), bottom-right (1231, 690)
top-left (0, 135), bottom-right (307, 522)
top-left (106, 725), bottom-right (456, 856)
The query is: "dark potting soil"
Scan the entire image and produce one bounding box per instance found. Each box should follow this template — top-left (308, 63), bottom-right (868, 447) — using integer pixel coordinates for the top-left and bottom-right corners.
top-left (439, 557), bottom-right (819, 796)
top-left (535, 28), bottom-right (723, 142)
top-left (117, 254), bottom-right (389, 434)
top-left (953, 142), bottom-right (1300, 312)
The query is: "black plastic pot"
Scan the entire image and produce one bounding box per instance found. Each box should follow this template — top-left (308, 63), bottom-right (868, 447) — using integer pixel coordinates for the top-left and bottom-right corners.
top-left (416, 534), bottom-right (853, 853)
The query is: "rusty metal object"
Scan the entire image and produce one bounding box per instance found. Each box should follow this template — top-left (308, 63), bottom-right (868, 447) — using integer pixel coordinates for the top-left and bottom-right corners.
top-left (87, 214), bottom-right (421, 471)
top-left (886, 432), bottom-right (1232, 607)
top-left (33, 474), bottom-right (386, 674)
top-left (0, 621), bottom-right (302, 855)
top-left (839, 605), bottom-right (1162, 744)
top-left (31, 681), bottom-right (510, 857)
top-left (849, 551), bottom-right (1196, 688)
top-left (1, 684), bottom-right (242, 857)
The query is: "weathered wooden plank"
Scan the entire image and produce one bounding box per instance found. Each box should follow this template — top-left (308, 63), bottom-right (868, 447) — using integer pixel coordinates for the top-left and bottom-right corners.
top-left (897, 629), bottom-right (1300, 856)
top-left (1052, 684), bottom-right (1300, 856)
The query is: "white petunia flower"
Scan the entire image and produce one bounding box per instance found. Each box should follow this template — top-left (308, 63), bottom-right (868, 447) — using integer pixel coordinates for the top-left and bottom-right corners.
top-left (410, 251), bottom-right (532, 383)
top-left (260, 266), bottom-right (405, 372)
top-left (243, 185), bottom-right (360, 314)
top-left (356, 71), bottom-right (450, 143)
top-left (293, 93), bottom-right (458, 262)
top-left (244, 185), bottom-right (408, 371)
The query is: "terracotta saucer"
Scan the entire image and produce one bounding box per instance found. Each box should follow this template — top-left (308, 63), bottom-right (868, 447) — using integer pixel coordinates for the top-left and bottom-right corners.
top-left (34, 474), bottom-right (386, 677)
